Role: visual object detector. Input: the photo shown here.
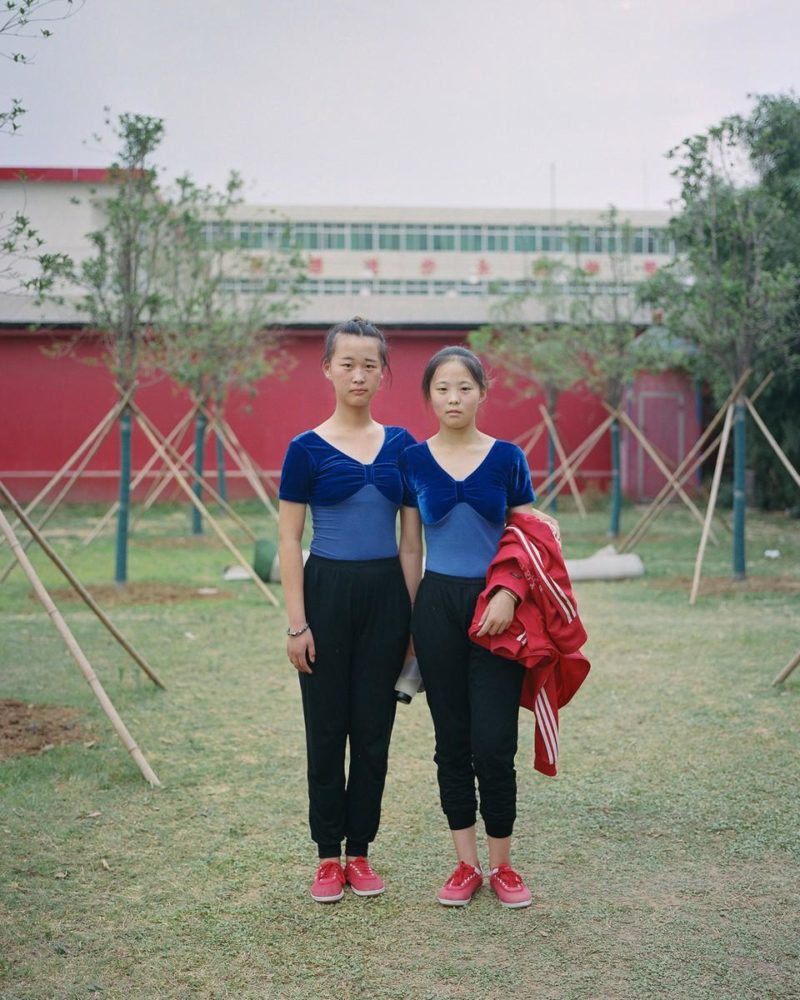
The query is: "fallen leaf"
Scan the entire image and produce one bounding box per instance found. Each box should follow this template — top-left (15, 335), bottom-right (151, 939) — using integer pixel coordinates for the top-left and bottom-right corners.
top-left (83, 741), bottom-right (97, 749)
top-left (84, 811), bottom-right (102, 819)
top-left (55, 871), bottom-right (68, 879)
top-left (184, 631), bottom-right (197, 640)
top-left (101, 858), bottom-right (110, 871)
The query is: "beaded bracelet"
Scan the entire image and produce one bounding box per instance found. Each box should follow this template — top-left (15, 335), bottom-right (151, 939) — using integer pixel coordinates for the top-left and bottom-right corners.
top-left (287, 622), bottom-right (310, 637)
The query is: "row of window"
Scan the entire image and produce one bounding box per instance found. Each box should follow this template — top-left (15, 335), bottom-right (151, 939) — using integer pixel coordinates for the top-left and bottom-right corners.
top-left (205, 220), bottom-right (674, 256)
top-left (220, 277), bottom-right (635, 298)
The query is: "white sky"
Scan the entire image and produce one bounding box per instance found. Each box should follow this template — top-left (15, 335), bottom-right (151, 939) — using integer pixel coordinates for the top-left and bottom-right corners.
top-left (2, 0), bottom-right (799, 211)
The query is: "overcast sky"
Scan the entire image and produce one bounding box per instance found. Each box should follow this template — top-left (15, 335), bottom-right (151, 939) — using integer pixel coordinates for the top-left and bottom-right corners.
top-left (2, 0), bottom-right (798, 211)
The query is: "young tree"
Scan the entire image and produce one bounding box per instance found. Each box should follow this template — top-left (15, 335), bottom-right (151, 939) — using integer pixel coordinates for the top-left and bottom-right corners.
top-left (153, 175), bottom-right (305, 532)
top-left (470, 258), bottom-right (583, 509)
top-left (67, 112), bottom-right (168, 583)
top-left (565, 209), bottom-right (674, 536)
top-left (646, 110), bottom-right (799, 577)
top-left (1, 1), bottom-right (84, 295)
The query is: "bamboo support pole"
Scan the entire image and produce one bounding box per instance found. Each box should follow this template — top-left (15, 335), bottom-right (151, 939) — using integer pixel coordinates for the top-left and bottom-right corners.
top-left (538, 405), bottom-right (587, 516)
top-left (84, 406), bottom-right (197, 546)
top-left (133, 414), bottom-right (280, 607)
top-left (0, 481), bottom-right (166, 689)
top-left (0, 402), bottom-right (121, 546)
top-left (195, 401), bottom-right (276, 514)
top-left (689, 402), bottom-right (734, 606)
top-left (772, 648), bottom-right (800, 686)
top-left (535, 414), bottom-right (614, 498)
top-left (0, 402), bottom-right (123, 584)
top-left (743, 396), bottom-right (800, 490)
top-left (614, 407), bottom-right (712, 536)
top-left (619, 369), bottom-right (760, 553)
top-left (520, 422), bottom-right (546, 459)
top-left (210, 413), bottom-right (279, 518)
top-left (141, 441), bottom-right (195, 512)
top-left (129, 403), bottom-right (257, 543)
top-left (0, 505), bottom-right (161, 787)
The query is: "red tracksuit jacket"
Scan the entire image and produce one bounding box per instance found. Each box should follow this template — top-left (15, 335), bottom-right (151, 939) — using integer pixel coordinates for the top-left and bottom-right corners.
top-left (468, 512), bottom-right (590, 776)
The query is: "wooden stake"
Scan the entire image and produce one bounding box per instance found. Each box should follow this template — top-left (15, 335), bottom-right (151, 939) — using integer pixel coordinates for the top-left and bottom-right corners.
top-left (0, 401), bottom-right (120, 542)
top-left (132, 413), bottom-right (280, 607)
top-left (619, 369), bottom-right (764, 553)
top-left (0, 399), bottom-right (124, 584)
top-left (536, 414), bottom-right (614, 497)
top-left (689, 402), bottom-right (734, 605)
top-left (84, 406), bottom-right (197, 546)
top-left (743, 396), bottom-right (800, 490)
top-left (538, 405), bottom-right (587, 516)
top-left (615, 407), bottom-right (712, 537)
top-left (772, 648), bottom-right (800, 686)
top-left (0, 481), bottom-right (166, 690)
top-left (211, 413), bottom-right (279, 518)
top-left (129, 403), bottom-right (257, 543)
top-left (0, 505), bottom-right (161, 787)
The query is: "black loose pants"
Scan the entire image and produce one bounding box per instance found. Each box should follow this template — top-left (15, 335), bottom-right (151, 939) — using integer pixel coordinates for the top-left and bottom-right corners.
top-left (412, 571), bottom-right (525, 839)
top-left (300, 554), bottom-right (411, 858)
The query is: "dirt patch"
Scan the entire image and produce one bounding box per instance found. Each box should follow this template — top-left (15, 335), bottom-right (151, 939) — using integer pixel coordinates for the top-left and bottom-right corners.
top-left (42, 582), bottom-right (236, 607)
top-left (0, 699), bottom-right (93, 761)
top-left (134, 535), bottom-right (223, 550)
top-left (651, 575), bottom-right (800, 596)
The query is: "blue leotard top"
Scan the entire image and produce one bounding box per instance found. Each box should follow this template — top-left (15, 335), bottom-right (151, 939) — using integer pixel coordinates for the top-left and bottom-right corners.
top-left (279, 425), bottom-right (416, 560)
top-left (400, 439), bottom-right (535, 578)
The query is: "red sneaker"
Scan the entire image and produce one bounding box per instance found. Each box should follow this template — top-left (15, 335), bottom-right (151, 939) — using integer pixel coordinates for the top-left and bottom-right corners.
top-left (344, 856), bottom-right (385, 896)
top-left (437, 861), bottom-right (483, 906)
top-left (489, 864), bottom-right (532, 908)
top-left (310, 860), bottom-right (345, 903)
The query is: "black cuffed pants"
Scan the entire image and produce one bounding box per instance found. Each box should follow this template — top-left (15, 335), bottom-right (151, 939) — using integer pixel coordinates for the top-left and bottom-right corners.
top-left (300, 554), bottom-right (411, 859)
top-left (412, 571), bottom-right (525, 839)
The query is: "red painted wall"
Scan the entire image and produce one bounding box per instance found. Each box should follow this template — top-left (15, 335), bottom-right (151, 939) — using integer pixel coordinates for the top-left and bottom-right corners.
top-left (0, 327), bottom-right (698, 503)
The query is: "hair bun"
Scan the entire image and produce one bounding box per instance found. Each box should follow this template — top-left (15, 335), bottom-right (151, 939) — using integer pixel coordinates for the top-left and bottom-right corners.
top-left (352, 315), bottom-right (365, 323)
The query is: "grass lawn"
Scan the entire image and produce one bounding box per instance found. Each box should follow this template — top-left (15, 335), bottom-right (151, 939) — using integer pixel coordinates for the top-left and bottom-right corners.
top-left (1, 500), bottom-right (798, 1000)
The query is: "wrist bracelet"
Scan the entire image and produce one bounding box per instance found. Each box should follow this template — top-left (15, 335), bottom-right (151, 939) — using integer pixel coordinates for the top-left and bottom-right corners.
top-left (287, 622), bottom-right (310, 637)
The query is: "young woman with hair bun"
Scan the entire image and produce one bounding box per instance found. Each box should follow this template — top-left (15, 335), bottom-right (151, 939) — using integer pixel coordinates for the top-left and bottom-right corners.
top-left (401, 345), bottom-right (558, 909)
top-left (278, 317), bottom-right (421, 903)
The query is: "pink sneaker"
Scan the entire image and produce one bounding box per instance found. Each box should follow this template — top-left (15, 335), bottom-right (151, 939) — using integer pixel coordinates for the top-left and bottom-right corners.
top-left (437, 861), bottom-right (483, 906)
top-left (344, 856), bottom-right (385, 896)
top-left (489, 864), bottom-right (532, 908)
top-left (310, 860), bottom-right (345, 903)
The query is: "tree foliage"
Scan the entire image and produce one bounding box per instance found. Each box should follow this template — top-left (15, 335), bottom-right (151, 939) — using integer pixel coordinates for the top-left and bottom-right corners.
top-left (152, 174), bottom-right (306, 410)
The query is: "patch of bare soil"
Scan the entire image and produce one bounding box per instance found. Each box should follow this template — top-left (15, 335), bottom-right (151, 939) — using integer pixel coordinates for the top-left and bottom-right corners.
top-left (42, 582), bottom-right (236, 607)
top-left (135, 535), bottom-right (221, 550)
top-left (651, 575), bottom-right (800, 595)
top-left (0, 699), bottom-right (93, 761)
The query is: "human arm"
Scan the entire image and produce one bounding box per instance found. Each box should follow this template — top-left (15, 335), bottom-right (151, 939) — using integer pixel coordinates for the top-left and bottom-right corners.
top-left (509, 503), bottom-right (561, 546)
top-left (277, 499), bottom-right (315, 674)
top-left (398, 505), bottom-right (423, 606)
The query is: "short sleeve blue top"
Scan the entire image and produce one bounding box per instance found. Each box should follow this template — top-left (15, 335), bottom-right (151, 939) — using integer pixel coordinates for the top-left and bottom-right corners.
top-left (279, 425), bottom-right (416, 560)
top-left (400, 439), bottom-right (535, 578)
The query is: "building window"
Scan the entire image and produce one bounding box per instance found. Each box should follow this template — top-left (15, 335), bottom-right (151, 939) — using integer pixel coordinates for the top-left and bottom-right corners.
top-left (321, 279), bottom-right (346, 294)
top-left (540, 227), bottom-right (566, 252)
top-left (350, 224), bottom-right (374, 250)
top-left (404, 226), bottom-right (429, 251)
top-left (432, 225), bottom-right (456, 251)
top-left (294, 223), bottom-right (320, 250)
top-left (375, 280), bottom-right (403, 295)
top-left (322, 224), bottom-right (346, 250)
top-left (405, 280), bottom-right (429, 294)
top-left (432, 280), bottom-right (458, 295)
top-left (378, 225), bottom-right (401, 250)
top-left (514, 226), bottom-right (537, 252)
top-left (460, 226), bottom-right (482, 252)
top-left (569, 227), bottom-right (591, 253)
top-left (487, 226), bottom-right (510, 252)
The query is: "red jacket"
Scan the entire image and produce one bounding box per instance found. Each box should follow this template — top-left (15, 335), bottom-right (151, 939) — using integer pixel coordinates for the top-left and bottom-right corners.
top-left (468, 512), bottom-right (590, 776)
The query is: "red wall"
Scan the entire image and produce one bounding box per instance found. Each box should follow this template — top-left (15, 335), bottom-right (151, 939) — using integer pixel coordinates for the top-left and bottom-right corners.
top-left (0, 327), bottom-right (697, 503)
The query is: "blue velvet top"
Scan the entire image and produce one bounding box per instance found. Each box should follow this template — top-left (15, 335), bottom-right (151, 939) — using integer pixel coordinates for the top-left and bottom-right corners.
top-left (400, 439), bottom-right (535, 577)
top-left (279, 425), bottom-right (416, 560)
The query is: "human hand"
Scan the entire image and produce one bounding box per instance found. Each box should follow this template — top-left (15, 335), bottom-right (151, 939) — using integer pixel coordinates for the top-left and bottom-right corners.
top-left (287, 629), bottom-right (315, 674)
top-left (475, 589), bottom-right (517, 638)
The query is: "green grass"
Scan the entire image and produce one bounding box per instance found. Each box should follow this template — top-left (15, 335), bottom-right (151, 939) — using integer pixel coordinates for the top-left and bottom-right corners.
top-left (1, 501), bottom-right (799, 999)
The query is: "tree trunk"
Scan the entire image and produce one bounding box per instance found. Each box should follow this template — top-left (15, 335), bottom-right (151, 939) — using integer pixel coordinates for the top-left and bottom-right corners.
top-left (191, 410), bottom-right (207, 535)
top-left (114, 406), bottom-right (132, 585)
top-left (608, 415), bottom-right (622, 538)
top-left (732, 398), bottom-right (747, 579)
top-left (215, 428), bottom-right (227, 504)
